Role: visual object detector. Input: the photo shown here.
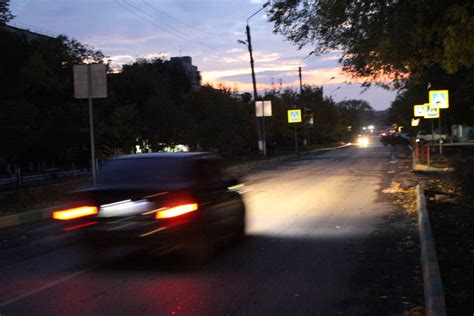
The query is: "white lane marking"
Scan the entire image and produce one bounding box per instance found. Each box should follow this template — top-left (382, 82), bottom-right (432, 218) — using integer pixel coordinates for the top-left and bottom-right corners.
top-left (0, 266), bottom-right (96, 308)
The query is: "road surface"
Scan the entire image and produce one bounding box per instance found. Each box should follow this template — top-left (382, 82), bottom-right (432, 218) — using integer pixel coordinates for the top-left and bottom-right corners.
top-left (0, 138), bottom-right (422, 315)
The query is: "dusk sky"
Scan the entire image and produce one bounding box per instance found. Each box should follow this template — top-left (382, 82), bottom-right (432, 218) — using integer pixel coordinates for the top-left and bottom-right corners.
top-left (9, 0), bottom-right (398, 110)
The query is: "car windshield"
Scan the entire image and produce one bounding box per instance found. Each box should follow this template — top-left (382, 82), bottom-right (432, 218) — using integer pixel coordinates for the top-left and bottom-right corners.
top-left (97, 158), bottom-right (193, 186)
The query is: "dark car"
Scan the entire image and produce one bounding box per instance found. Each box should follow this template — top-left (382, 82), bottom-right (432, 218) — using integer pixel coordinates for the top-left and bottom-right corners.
top-left (380, 131), bottom-right (410, 146)
top-left (53, 152), bottom-right (246, 261)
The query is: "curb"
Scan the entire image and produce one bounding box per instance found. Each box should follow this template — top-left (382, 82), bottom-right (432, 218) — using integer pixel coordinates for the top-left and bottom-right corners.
top-left (0, 206), bottom-right (58, 229)
top-left (416, 183), bottom-right (447, 316)
top-left (0, 143), bottom-right (351, 229)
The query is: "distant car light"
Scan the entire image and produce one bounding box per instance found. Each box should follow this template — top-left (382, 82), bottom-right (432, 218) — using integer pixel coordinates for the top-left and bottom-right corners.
top-left (53, 206), bottom-right (98, 220)
top-left (155, 203), bottom-right (198, 219)
top-left (357, 136), bottom-right (369, 147)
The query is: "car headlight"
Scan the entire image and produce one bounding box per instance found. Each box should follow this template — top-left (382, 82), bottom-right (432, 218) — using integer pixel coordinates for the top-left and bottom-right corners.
top-left (357, 136), bottom-right (369, 146)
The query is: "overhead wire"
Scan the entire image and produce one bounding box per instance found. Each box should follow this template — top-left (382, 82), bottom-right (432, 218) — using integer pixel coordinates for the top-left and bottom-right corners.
top-left (140, 0), bottom-right (228, 37)
top-left (114, 0), bottom-right (216, 50)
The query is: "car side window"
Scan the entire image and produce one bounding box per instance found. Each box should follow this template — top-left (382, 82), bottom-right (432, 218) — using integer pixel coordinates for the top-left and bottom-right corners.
top-left (196, 158), bottom-right (225, 188)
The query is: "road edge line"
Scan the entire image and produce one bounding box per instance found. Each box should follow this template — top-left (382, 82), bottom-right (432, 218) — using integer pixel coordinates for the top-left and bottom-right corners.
top-left (416, 182), bottom-right (447, 316)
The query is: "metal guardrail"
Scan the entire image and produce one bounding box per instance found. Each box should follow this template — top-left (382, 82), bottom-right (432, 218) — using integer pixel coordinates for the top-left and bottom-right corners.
top-left (0, 170), bottom-right (91, 186)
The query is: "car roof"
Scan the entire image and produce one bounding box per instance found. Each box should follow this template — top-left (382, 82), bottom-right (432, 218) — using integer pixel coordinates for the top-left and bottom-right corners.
top-left (113, 152), bottom-right (220, 160)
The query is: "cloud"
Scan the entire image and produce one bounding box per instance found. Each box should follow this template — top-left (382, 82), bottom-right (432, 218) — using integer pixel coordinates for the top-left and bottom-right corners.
top-left (9, 0), bottom-right (397, 110)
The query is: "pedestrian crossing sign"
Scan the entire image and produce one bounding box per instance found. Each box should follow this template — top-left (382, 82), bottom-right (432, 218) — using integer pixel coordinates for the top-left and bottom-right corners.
top-left (414, 104), bottom-right (426, 117)
top-left (288, 109), bottom-right (302, 123)
top-left (424, 103), bottom-right (440, 119)
top-left (429, 90), bottom-right (449, 109)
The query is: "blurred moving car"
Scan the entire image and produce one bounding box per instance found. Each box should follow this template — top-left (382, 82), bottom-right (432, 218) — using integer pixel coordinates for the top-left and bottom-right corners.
top-left (380, 130), bottom-right (410, 146)
top-left (415, 130), bottom-right (447, 144)
top-left (53, 153), bottom-right (246, 261)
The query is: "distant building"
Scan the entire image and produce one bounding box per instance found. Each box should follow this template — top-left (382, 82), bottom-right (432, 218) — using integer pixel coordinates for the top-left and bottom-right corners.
top-left (1, 23), bottom-right (54, 42)
top-left (170, 56), bottom-right (201, 91)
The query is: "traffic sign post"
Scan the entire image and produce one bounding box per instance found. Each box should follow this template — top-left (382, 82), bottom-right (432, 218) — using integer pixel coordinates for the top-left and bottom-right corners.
top-left (423, 103), bottom-right (440, 119)
top-left (73, 64), bottom-right (107, 184)
top-left (414, 104), bottom-right (427, 117)
top-left (288, 109), bottom-right (302, 153)
top-left (429, 90), bottom-right (449, 154)
top-left (255, 100), bottom-right (272, 156)
top-left (288, 109), bottom-right (302, 123)
top-left (429, 90), bottom-right (449, 109)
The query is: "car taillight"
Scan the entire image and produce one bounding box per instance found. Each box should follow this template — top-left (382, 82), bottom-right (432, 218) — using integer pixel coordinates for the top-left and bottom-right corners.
top-left (53, 206), bottom-right (98, 220)
top-left (155, 203), bottom-right (198, 219)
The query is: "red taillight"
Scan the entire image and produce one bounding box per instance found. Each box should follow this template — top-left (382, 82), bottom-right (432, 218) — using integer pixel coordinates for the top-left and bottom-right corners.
top-left (53, 206), bottom-right (98, 220)
top-left (155, 203), bottom-right (198, 219)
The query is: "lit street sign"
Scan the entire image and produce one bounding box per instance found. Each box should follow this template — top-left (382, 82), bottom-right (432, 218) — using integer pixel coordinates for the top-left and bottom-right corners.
top-left (411, 118), bottom-right (420, 126)
top-left (288, 109), bottom-right (302, 123)
top-left (414, 104), bottom-right (426, 117)
top-left (429, 90), bottom-right (449, 109)
top-left (424, 103), bottom-right (440, 119)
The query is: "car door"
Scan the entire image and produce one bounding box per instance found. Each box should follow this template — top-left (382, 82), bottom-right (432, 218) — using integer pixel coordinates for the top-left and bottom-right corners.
top-left (195, 158), bottom-right (242, 240)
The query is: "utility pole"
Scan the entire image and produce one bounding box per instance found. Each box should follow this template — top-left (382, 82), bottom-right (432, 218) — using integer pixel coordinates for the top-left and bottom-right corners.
top-left (245, 24), bottom-right (265, 156)
top-left (241, 1), bottom-right (270, 156)
top-left (298, 66), bottom-right (306, 146)
top-left (298, 66), bottom-right (303, 94)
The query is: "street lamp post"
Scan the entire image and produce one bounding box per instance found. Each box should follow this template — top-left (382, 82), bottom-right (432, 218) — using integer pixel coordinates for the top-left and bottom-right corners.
top-left (240, 1), bottom-right (270, 156)
top-left (298, 52), bottom-right (318, 146)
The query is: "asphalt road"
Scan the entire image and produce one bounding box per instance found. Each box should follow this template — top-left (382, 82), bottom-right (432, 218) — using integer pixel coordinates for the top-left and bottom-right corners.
top-left (0, 138), bottom-right (422, 315)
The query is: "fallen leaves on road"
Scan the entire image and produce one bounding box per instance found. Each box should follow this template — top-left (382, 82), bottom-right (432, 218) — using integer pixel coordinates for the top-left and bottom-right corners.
top-left (383, 181), bottom-right (417, 214)
top-left (403, 306), bottom-right (424, 316)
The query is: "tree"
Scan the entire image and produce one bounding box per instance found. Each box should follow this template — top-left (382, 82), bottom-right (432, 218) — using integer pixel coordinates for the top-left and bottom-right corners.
top-left (103, 58), bottom-right (193, 152)
top-left (269, 1), bottom-right (474, 127)
top-left (0, 29), bottom-right (105, 173)
top-left (0, 0), bottom-right (14, 25)
top-left (337, 99), bottom-right (375, 135)
top-left (269, 0), bottom-right (474, 85)
top-left (191, 85), bottom-right (255, 154)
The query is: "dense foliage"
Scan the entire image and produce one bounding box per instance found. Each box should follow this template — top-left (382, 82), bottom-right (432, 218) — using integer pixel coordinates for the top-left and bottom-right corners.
top-left (269, 0), bottom-right (474, 127)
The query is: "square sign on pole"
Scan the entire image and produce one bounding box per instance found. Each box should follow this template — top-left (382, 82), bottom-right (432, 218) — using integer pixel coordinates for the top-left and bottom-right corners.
top-left (73, 63), bottom-right (107, 185)
top-left (423, 103), bottom-right (440, 119)
top-left (411, 118), bottom-right (420, 127)
top-left (288, 109), bottom-right (302, 123)
top-left (429, 90), bottom-right (449, 109)
top-left (414, 104), bottom-right (427, 117)
top-left (73, 64), bottom-right (107, 99)
top-left (255, 100), bottom-right (272, 117)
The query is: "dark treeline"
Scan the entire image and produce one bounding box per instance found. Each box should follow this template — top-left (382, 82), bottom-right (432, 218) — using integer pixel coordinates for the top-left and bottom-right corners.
top-left (0, 27), bottom-right (373, 177)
